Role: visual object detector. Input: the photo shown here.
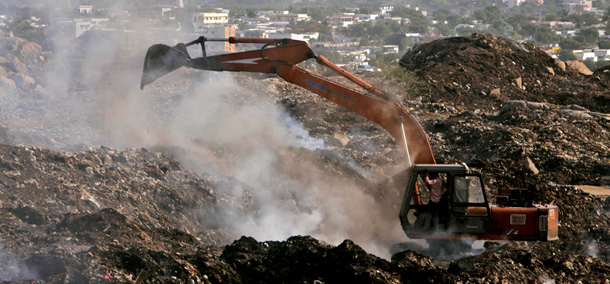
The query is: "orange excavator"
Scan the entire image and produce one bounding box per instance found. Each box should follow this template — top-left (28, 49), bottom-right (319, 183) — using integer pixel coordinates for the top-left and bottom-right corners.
top-left (140, 36), bottom-right (558, 247)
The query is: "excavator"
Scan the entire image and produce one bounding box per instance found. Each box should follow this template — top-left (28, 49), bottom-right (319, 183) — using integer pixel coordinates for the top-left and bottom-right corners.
top-left (140, 36), bottom-right (559, 250)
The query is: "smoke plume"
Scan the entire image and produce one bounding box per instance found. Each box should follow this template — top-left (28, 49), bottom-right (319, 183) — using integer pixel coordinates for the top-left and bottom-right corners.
top-left (1, 1), bottom-right (408, 259)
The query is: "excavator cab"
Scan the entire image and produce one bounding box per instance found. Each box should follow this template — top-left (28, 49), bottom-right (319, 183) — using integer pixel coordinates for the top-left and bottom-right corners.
top-left (399, 164), bottom-right (491, 238)
top-left (400, 164), bottom-right (559, 242)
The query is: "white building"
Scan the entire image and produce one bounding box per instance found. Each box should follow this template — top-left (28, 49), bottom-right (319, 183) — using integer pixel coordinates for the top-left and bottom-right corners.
top-left (573, 49), bottom-right (597, 61)
top-left (269, 11), bottom-right (310, 22)
top-left (354, 14), bottom-right (378, 22)
top-left (328, 14), bottom-right (355, 27)
top-left (74, 18), bottom-right (110, 38)
top-left (594, 49), bottom-right (610, 61)
top-left (563, 0), bottom-right (593, 11)
top-left (77, 5), bottom-right (93, 15)
top-left (379, 5), bottom-right (394, 17)
top-left (266, 32), bottom-right (319, 43)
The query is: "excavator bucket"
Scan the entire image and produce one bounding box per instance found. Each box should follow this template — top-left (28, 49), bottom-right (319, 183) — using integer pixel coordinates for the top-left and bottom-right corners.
top-left (140, 43), bottom-right (190, 90)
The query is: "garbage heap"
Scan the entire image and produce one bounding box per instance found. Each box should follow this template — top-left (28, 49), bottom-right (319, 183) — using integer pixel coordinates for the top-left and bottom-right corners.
top-left (0, 33), bottom-right (609, 283)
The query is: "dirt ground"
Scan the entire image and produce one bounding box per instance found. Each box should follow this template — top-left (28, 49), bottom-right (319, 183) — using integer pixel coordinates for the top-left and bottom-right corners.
top-left (0, 33), bottom-right (609, 283)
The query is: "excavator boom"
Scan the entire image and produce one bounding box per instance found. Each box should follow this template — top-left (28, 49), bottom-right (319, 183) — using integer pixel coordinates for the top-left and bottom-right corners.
top-left (141, 36), bottom-right (435, 166)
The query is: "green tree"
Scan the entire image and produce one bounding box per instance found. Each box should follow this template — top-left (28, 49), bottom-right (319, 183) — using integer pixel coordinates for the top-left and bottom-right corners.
top-left (575, 27), bottom-right (599, 46)
top-left (604, 5), bottom-right (610, 21)
top-left (434, 23), bottom-right (454, 36)
top-left (532, 27), bottom-right (560, 44)
top-left (473, 5), bottom-right (503, 24)
top-left (359, 7), bottom-right (373, 14)
top-left (558, 49), bottom-right (577, 61)
top-left (1, 18), bottom-right (46, 46)
top-left (456, 26), bottom-right (476, 36)
top-left (599, 41), bottom-right (610, 49)
top-left (566, 12), bottom-right (600, 27)
top-left (560, 38), bottom-right (584, 50)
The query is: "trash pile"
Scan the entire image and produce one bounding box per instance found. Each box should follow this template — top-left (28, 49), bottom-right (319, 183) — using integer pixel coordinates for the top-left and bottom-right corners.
top-left (0, 34), bottom-right (610, 283)
top-left (400, 33), bottom-right (610, 114)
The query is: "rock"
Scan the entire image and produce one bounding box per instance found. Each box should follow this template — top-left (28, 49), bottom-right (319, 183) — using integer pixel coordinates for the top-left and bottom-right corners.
top-left (558, 109), bottom-right (592, 120)
top-left (514, 77), bottom-right (523, 89)
top-left (520, 156), bottom-right (539, 175)
top-left (10, 56), bottom-right (28, 74)
top-left (490, 88), bottom-right (501, 98)
top-left (546, 66), bottom-right (555, 75)
top-left (554, 60), bottom-right (566, 72)
top-left (0, 76), bottom-right (16, 90)
top-left (332, 132), bottom-right (350, 146)
top-left (0, 65), bottom-right (7, 77)
top-left (526, 102), bottom-right (549, 110)
top-left (20, 41), bottom-right (43, 64)
top-left (566, 60), bottom-right (593, 75)
top-left (33, 84), bottom-right (46, 97)
top-left (10, 73), bottom-right (36, 90)
top-left (560, 104), bottom-right (588, 111)
top-left (502, 100), bottom-right (527, 111)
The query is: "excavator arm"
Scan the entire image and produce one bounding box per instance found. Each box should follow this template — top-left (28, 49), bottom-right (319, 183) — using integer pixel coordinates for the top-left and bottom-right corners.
top-left (141, 36), bottom-right (434, 167)
top-left (141, 37), bottom-right (434, 206)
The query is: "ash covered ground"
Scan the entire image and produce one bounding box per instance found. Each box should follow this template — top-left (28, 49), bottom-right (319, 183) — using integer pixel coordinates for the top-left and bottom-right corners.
top-left (0, 33), bottom-right (609, 283)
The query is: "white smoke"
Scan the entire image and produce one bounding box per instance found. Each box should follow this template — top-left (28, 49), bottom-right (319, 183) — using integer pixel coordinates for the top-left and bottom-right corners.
top-left (1, 1), bottom-right (408, 260)
top-left (0, 242), bottom-right (39, 281)
top-left (586, 239), bottom-right (598, 258)
top-left (150, 73), bottom-right (406, 258)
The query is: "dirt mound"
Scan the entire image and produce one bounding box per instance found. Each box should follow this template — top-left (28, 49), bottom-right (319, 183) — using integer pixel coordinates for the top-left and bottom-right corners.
top-left (400, 33), bottom-right (610, 113)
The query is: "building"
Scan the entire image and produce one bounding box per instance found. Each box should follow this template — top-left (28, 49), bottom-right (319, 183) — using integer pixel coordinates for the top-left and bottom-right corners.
top-left (354, 14), bottom-right (378, 22)
top-left (194, 25), bottom-right (237, 53)
top-left (379, 5), bottom-right (394, 17)
top-left (594, 49), bottom-right (610, 61)
top-left (192, 12), bottom-right (229, 32)
top-left (266, 32), bottom-right (319, 43)
top-left (573, 49), bottom-right (597, 61)
top-left (504, 0), bottom-right (543, 7)
top-left (540, 21), bottom-right (575, 29)
top-left (77, 5), bottom-right (93, 15)
top-left (563, 0), bottom-right (593, 12)
top-left (328, 14), bottom-right (355, 28)
top-left (268, 11), bottom-right (310, 22)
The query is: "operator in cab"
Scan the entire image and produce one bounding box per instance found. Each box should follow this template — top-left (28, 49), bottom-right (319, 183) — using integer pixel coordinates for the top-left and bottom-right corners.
top-left (424, 172), bottom-right (448, 229)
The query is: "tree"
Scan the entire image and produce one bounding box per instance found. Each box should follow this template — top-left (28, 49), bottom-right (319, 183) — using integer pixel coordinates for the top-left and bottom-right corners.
top-left (566, 12), bottom-right (600, 27)
top-left (434, 23), bottom-right (454, 36)
top-left (558, 49), bottom-right (577, 61)
top-left (560, 38), bottom-right (584, 50)
top-left (532, 27), bottom-right (560, 44)
top-left (456, 26), bottom-right (476, 36)
top-left (604, 5), bottom-right (610, 21)
top-left (359, 7), bottom-right (373, 14)
top-left (1, 18), bottom-right (46, 46)
top-left (488, 20), bottom-right (514, 37)
top-left (473, 5), bottom-right (503, 24)
top-left (599, 41), bottom-right (610, 49)
top-left (575, 27), bottom-right (599, 46)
